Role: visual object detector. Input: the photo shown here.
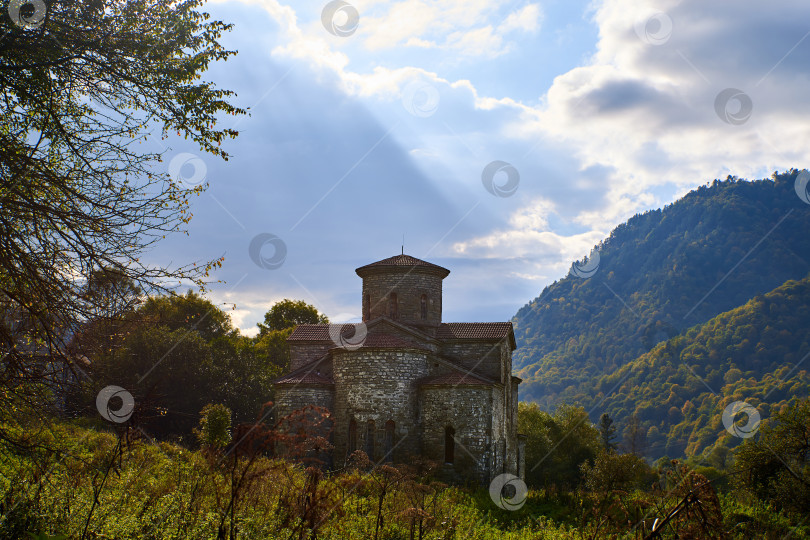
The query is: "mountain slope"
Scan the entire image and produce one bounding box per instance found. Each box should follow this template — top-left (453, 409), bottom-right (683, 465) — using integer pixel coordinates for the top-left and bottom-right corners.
top-left (589, 275), bottom-right (810, 460)
top-left (514, 171), bottom-right (810, 411)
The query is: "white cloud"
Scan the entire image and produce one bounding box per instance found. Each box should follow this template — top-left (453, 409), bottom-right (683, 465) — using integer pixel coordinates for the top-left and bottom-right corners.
top-left (521, 0), bottom-right (810, 227)
top-left (507, 198), bottom-right (555, 231)
top-left (498, 4), bottom-right (543, 34)
top-left (358, 1), bottom-right (542, 55)
top-left (198, 0), bottom-right (810, 333)
top-left (361, 0), bottom-right (444, 51)
top-left (445, 25), bottom-right (508, 58)
top-left (451, 198), bottom-right (605, 276)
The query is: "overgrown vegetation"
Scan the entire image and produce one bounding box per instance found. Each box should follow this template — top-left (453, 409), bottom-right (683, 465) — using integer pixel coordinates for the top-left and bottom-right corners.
top-left (1, 401), bottom-right (808, 539)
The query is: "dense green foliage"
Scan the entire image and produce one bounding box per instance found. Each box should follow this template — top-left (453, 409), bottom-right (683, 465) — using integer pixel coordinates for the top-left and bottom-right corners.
top-left (732, 399), bottom-right (810, 514)
top-left (0, 0), bottom-right (244, 456)
top-left (254, 299), bottom-right (327, 373)
top-left (514, 172), bottom-right (810, 460)
top-left (518, 403), bottom-right (601, 489)
top-left (1, 419), bottom-right (807, 539)
top-left (519, 274), bottom-right (810, 463)
top-left (82, 295), bottom-right (325, 440)
top-left (258, 300), bottom-right (329, 335)
top-left (195, 403), bottom-right (233, 450)
top-left (597, 413), bottom-right (617, 451)
top-left (563, 275), bottom-right (810, 460)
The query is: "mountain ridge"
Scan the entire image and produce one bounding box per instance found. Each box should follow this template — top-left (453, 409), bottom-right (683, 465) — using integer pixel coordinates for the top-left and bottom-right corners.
top-left (513, 170), bottom-right (810, 459)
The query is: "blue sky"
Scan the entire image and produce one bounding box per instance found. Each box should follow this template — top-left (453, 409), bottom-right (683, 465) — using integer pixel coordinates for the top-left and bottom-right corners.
top-left (148, 0), bottom-right (810, 335)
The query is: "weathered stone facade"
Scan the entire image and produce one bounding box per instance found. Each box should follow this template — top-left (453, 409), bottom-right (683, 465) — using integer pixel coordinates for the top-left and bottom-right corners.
top-left (272, 254), bottom-right (524, 483)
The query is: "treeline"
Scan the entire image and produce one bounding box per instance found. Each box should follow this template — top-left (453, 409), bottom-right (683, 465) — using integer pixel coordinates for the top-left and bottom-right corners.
top-left (526, 274), bottom-right (810, 462)
top-left (515, 399), bottom-right (809, 537)
top-left (65, 280), bottom-right (327, 440)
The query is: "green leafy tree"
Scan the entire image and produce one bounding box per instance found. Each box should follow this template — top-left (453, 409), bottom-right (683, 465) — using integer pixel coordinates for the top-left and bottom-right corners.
top-left (0, 0), bottom-right (244, 447)
top-left (580, 449), bottom-right (654, 535)
top-left (254, 327), bottom-right (294, 370)
top-left (93, 324), bottom-right (215, 437)
top-left (598, 413), bottom-right (617, 451)
top-left (90, 294), bottom-right (277, 437)
top-left (258, 299), bottom-right (328, 335)
top-left (517, 402), bottom-right (554, 487)
top-left (518, 402), bottom-right (601, 488)
top-left (581, 451), bottom-right (653, 493)
top-left (195, 403), bottom-right (232, 450)
top-left (254, 299), bottom-right (328, 371)
top-left (733, 398), bottom-right (810, 513)
top-left (139, 291), bottom-right (234, 341)
top-left (69, 267), bottom-right (143, 368)
top-left (552, 404), bottom-right (602, 487)
top-left (623, 414), bottom-right (646, 456)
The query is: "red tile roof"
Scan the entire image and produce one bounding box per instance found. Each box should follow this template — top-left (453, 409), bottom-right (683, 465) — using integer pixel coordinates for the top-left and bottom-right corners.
top-left (419, 372), bottom-right (493, 387)
top-left (355, 254), bottom-right (450, 278)
top-left (289, 322), bottom-right (515, 347)
top-left (436, 322), bottom-right (514, 340)
top-left (288, 326), bottom-right (426, 350)
top-left (288, 324), bottom-right (333, 341)
top-left (275, 371), bottom-right (334, 385)
top-left (335, 333), bottom-right (427, 350)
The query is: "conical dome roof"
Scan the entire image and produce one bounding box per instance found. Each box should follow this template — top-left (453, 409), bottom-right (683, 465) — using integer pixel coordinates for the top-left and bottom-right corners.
top-left (355, 254), bottom-right (450, 278)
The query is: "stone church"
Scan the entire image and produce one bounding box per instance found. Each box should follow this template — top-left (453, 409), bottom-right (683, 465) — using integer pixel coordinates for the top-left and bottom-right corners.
top-left (272, 254), bottom-right (524, 483)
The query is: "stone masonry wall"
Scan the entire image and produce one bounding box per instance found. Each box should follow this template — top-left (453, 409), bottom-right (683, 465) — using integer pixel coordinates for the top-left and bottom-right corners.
top-left (289, 342), bottom-right (332, 371)
top-left (490, 386), bottom-right (505, 477)
top-left (439, 341), bottom-right (504, 382)
top-left (420, 386), bottom-right (493, 482)
top-left (332, 348), bottom-right (431, 464)
top-left (504, 344), bottom-right (517, 476)
top-left (508, 377), bottom-right (520, 475)
top-left (362, 270), bottom-right (443, 328)
top-left (274, 385), bottom-right (335, 465)
top-left (274, 385), bottom-right (334, 420)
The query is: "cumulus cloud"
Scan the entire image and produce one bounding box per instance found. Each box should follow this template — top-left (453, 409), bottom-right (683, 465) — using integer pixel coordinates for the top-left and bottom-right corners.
top-left (451, 197), bottom-right (605, 281)
top-left (499, 4), bottom-right (543, 34)
top-left (360, 1), bottom-right (542, 55)
top-left (524, 0), bottom-right (810, 227)
top-left (191, 0), bottom-right (810, 332)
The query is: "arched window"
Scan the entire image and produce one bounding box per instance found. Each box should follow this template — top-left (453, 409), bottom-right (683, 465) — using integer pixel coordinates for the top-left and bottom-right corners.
top-left (444, 426), bottom-right (455, 464)
top-left (348, 418), bottom-right (357, 454)
top-left (384, 420), bottom-right (395, 461)
top-left (366, 420), bottom-right (375, 458)
top-left (420, 294), bottom-right (427, 320)
top-left (363, 294), bottom-right (371, 321)
top-left (388, 293), bottom-right (398, 319)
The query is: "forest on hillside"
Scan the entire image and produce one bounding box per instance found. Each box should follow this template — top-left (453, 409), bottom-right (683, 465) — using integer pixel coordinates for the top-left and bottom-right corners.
top-left (514, 172), bottom-right (810, 375)
top-left (553, 275), bottom-right (810, 461)
top-left (513, 172), bottom-right (810, 461)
